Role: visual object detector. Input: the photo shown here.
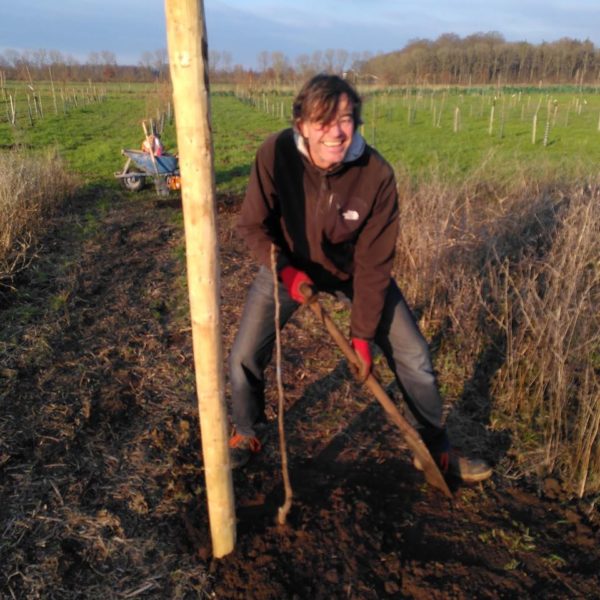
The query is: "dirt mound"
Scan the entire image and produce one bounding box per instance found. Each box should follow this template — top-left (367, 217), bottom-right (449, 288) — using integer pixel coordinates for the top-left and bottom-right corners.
top-left (0, 188), bottom-right (598, 599)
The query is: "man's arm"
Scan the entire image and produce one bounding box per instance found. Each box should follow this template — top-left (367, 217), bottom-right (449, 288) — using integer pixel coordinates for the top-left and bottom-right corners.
top-left (350, 167), bottom-right (399, 341)
top-left (237, 138), bottom-right (291, 271)
top-left (237, 137), bottom-right (313, 302)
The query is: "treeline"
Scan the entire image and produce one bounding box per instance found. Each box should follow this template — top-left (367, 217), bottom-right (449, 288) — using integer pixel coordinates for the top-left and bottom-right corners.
top-left (212, 33), bottom-right (600, 86)
top-left (2, 33), bottom-right (600, 86)
top-left (361, 33), bottom-right (600, 86)
top-left (0, 48), bottom-right (169, 83)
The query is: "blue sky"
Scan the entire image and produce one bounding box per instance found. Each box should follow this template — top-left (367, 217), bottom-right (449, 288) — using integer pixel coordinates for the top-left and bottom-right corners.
top-left (1, 0), bottom-right (599, 68)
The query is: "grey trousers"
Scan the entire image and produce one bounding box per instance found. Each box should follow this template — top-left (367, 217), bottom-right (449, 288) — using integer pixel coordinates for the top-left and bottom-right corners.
top-left (229, 266), bottom-right (445, 444)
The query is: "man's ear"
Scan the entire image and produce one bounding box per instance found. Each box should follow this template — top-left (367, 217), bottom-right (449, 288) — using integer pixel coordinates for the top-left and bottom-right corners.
top-left (297, 120), bottom-right (307, 138)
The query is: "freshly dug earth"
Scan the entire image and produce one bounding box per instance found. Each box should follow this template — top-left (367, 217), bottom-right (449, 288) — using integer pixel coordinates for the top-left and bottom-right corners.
top-left (0, 188), bottom-right (598, 599)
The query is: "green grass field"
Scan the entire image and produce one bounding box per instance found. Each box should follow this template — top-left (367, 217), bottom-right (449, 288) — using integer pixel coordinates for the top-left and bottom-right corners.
top-left (362, 89), bottom-right (600, 181)
top-left (245, 87), bottom-right (600, 187)
top-left (0, 86), bottom-right (284, 191)
top-left (2, 82), bottom-right (600, 190)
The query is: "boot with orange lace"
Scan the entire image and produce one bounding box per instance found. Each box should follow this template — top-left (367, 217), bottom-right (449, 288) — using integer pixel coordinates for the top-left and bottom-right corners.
top-left (229, 430), bottom-right (262, 469)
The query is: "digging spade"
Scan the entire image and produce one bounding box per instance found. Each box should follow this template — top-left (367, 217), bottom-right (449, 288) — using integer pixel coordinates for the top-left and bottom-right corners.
top-left (300, 284), bottom-right (453, 499)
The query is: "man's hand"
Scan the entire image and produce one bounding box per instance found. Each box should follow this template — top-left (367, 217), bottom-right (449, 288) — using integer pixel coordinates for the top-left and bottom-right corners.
top-left (280, 266), bottom-right (314, 304)
top-left (351, 338), bottom-right (372, 383)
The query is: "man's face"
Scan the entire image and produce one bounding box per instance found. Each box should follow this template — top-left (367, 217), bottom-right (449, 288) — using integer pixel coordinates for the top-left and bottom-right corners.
top-left (298, 93), bottom-right (355, 170)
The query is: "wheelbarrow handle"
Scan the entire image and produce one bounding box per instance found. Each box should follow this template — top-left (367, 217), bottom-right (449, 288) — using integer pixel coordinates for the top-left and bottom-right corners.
top-left (299, 283), bottom-right (453, 499)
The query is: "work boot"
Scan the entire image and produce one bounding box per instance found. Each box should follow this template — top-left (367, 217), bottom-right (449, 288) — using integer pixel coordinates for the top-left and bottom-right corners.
top-left (229, 431), bottom-right (262, 469)
top-left (414, 450), bottom-right (492, 483)
top-left (414, 429), bottom-right (492, 483)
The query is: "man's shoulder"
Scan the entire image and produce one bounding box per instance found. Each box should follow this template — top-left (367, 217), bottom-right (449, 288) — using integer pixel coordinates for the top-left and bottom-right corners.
top-left (358, 144), bottom-right (395, 180)
top-left (367, 143), bottom-right (393, 167)
top-left (254, 128), bottom-right (300, 173)
top-left (259, 128), bottom-right (295, 154)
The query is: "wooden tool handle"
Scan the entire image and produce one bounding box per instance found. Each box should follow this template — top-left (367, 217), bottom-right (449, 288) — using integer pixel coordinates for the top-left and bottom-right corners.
top-left (300, 284), bottom-right (453, 499)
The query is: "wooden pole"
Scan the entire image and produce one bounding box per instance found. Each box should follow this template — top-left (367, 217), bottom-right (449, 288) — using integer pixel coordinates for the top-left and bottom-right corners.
top-left (271, 246), bottom-right (293, 525)
top-left (164, 0), bottom-right (236, 557)
top-left (48, 66), bottom-right (58, 115)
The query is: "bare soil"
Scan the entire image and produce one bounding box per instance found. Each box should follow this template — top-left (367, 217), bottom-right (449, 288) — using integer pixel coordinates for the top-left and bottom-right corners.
top-left (0, 187), bottom-right (598, 599)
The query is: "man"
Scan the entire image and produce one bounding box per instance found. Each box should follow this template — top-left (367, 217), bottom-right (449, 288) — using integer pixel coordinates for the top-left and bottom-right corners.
top-left (228, 74), bottom-right (491, 483)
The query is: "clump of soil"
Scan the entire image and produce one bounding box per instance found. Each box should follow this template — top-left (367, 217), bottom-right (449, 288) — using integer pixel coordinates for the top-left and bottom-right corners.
top-left (0, 188), bottom-right (598, 599)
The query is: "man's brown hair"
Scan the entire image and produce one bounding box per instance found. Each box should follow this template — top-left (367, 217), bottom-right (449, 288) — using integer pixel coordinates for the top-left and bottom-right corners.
top-left (292, 74), bottom-right (362, 127)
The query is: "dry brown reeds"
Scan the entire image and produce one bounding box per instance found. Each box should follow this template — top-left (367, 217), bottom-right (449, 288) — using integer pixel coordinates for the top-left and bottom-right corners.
top-left (394, 163), bottom-right (599, 496)
top-left (0, 148), bottom-right (76, 290)
top-left (488, 184), bottom-right (599, 496)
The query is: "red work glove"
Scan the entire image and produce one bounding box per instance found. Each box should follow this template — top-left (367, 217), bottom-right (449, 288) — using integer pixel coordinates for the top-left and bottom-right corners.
top-left (351, 338), bottom-right (372, 383)
top-left (280, 266), bottom-right (313, 303)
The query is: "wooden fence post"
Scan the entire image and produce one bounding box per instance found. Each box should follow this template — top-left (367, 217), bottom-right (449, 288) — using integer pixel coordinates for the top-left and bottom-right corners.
top-left (164, 0), bottom-right (236, 558)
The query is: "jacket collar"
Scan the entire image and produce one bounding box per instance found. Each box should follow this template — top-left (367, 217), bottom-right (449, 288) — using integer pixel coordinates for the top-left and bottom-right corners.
top-left (293, 129), bottom-right (366, 171)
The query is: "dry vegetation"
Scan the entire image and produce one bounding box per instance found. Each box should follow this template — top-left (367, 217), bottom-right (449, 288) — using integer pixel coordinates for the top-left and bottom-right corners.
top-left (0, 149), bottom-right (77, 290)
top-left (394, 167), bottom-right (600, 497)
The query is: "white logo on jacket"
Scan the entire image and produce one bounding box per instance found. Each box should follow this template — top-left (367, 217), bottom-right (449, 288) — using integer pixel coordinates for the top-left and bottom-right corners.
top-left (342, 210), bottom-right (359, 221)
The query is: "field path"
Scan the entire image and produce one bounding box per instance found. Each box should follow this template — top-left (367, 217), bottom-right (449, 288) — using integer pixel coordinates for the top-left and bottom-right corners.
top-left (0, 187), bottom-right (598, 599)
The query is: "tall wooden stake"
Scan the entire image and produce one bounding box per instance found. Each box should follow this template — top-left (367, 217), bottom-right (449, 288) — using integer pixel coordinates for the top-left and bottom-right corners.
top-left (164, 0), bottom-right (236, 557)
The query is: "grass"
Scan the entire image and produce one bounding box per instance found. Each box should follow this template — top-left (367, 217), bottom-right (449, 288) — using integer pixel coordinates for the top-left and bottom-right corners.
top-left (229, 85), bottom-right (600, 186)
top-left (392, 172), bottom-right (600, 497)
top-left (3, 94), bottom-right (160, 184)
top-left (1, 87), bottom-right (282, 193)
top-left (361, 89), bottom-right (600, 180)
top-left (5, 83), bottom-right (599, 190)
top-left (0, 149), bottom-right (76, 288)
top-left (211, 94), bottom-right (285, 193)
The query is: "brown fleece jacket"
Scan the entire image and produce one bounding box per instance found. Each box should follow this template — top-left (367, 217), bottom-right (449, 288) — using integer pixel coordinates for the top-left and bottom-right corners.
top-left (238, 128), bottom-right (399, 340)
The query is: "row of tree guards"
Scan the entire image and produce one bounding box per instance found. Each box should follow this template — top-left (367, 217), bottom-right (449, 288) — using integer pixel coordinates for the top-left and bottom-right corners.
top-left (232, 86), bottom-right (600, 150)
top-left (235, 84), bottom-right (600, 146)
top-left (1, 73), bottom-right (108, 126)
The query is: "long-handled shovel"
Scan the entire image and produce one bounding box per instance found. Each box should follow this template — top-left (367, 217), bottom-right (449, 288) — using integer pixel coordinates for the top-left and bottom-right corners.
top-left (301, 285), bottom-right (453, 499)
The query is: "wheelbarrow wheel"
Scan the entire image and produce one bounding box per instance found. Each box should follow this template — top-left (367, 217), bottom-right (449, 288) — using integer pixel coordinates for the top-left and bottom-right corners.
top-left (122, 174), bottom-right (145, 192)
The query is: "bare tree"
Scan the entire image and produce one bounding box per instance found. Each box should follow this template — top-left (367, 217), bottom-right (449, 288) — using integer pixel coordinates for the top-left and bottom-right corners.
top-left (153, 48), bottom-right (168, 79)
top-left (334, 49), bottom-right (349, 74)
top-left (3, 49), bottom-right (20, 69)
top-left (310, 50), bottom-right (323, 73)
top-left (31, 49), bottom-right (48, 70)
top-left (295, 53), bottom-right (313, 80)
top-left (100, 50), bottom-right (117, 66)
top-left (271, 51), bottom-right (288, 84)
top-left (324, 48), bottom-right (335, 72)
top-left (221, 51), bottom-right (232, 73)
top-left (209, 50), bottom-right (221, 79)
top-left (257, 50), bottom-right (270, 74)
top-left (138, 49), bottom-right (167, 79)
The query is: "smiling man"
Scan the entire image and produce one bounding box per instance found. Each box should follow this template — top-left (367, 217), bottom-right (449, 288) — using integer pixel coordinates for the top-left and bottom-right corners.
top-left (297, 94), bottom-right (354, 168)
top-left (228, 74), bottom-right (492, 484)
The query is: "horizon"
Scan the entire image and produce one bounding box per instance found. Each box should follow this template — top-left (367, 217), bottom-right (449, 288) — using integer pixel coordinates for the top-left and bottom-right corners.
top-left (1, 1), bottom-right (599, 69)
top-left (1, 31), bottom-right (598, 71)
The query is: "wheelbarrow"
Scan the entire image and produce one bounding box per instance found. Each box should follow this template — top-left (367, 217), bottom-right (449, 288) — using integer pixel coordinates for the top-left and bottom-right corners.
top-left (114, 148), bottom-right (181, 196)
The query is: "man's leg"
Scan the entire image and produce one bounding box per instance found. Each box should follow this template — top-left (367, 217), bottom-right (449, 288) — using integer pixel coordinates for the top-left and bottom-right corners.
top-left (374, 279), bottom-right (492, 482)
top-left (374, 279), bottom-right (445, 443)
top-left (229, 266), bottom-right (298, 438)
